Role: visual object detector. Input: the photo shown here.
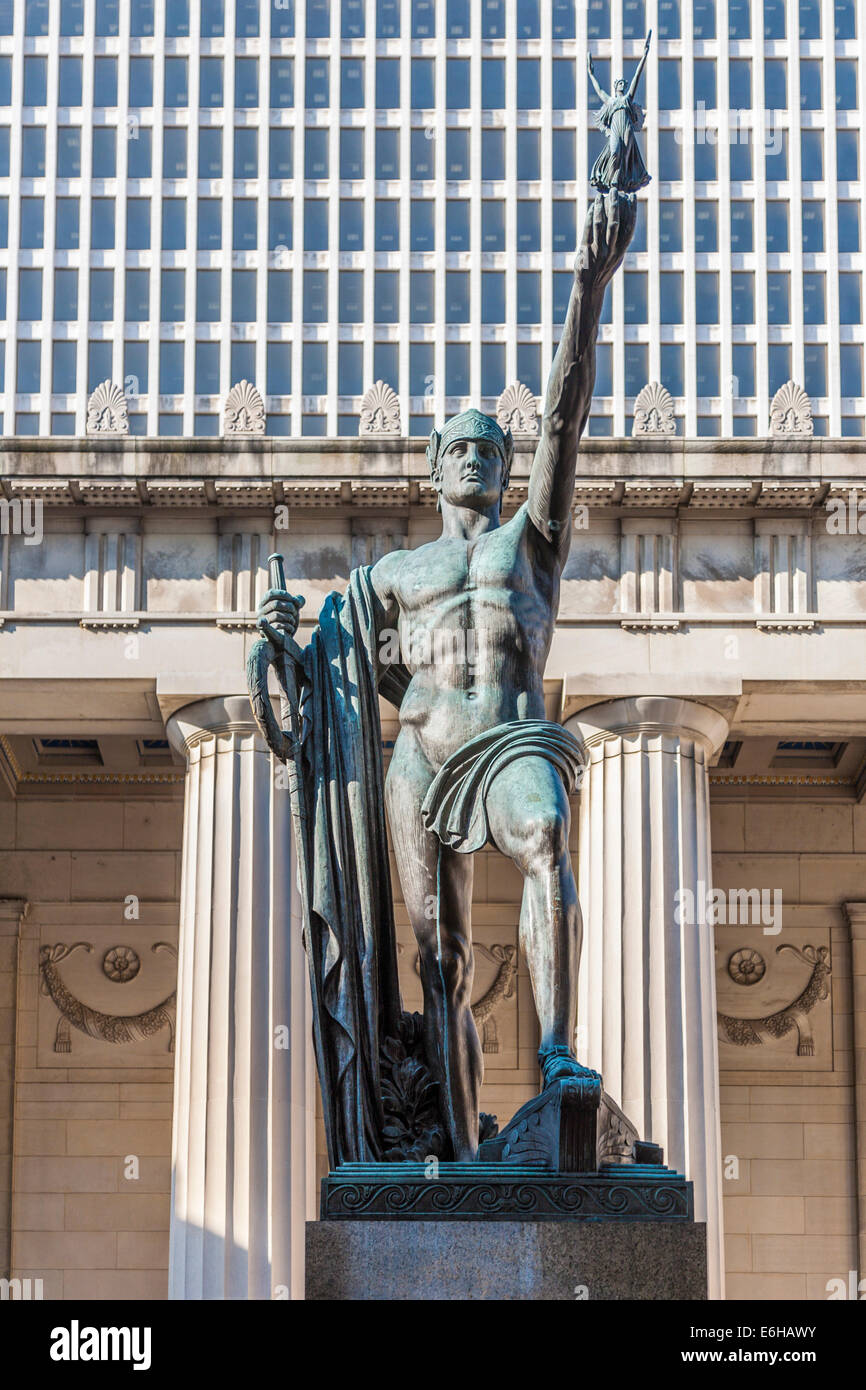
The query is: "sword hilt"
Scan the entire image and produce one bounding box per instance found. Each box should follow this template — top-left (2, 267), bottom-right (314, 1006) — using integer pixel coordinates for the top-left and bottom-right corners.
top-left (268, 552), bottom-right (287, 591)
top-left (266, 551), bottom-right (305, 665)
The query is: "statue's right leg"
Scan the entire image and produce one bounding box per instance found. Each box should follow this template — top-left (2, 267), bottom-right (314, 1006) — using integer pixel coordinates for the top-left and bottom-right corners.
top-left (386, 735), bottom-right (481, 1161)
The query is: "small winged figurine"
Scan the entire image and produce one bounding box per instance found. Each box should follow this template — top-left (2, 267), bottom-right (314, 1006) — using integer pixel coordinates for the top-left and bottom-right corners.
top-left (588, 31), bottom-right (652, 193)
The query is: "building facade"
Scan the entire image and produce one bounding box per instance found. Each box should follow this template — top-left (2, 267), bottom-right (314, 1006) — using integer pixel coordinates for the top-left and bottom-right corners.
top-left (0, 434), bottom-right (865, 1301)
top-left (0, 0), bottom-right (865, 1305)
top-left (1, 0), bottom-right (865, 438)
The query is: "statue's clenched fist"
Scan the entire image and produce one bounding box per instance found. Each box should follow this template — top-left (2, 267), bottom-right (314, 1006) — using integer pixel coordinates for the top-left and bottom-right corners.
top-left (256, 586), bottom-right (305, 651)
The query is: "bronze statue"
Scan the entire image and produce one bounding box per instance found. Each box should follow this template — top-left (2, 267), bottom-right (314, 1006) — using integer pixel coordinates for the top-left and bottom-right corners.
top-left (588, 31), bottom-right (652, 193)
top-left (250, 189), bottom-right (641, 1170)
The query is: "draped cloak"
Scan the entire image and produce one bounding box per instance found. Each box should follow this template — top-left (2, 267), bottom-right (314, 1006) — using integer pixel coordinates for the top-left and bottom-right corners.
top-left (296, 566), bottom-right (409, 1168)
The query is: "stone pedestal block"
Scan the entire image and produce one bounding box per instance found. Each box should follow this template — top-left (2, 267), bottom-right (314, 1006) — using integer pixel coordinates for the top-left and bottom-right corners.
top-left (306, 1218), bottom-right (707, 1300)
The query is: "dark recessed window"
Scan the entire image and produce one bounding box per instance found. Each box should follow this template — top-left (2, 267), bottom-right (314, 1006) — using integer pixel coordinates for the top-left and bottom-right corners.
top-left (34, 737), bottom-right (102, 765)
top-left (772, 741), bottom-right (845, 768)
top-left (715, 741), bottom-right (742, 769)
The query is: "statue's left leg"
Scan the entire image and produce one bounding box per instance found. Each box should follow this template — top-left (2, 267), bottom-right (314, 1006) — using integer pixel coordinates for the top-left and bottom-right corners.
top-left (485, 756), bottom-right (587, 1085)
top-left (386, 733), bottom-right (482, 1159)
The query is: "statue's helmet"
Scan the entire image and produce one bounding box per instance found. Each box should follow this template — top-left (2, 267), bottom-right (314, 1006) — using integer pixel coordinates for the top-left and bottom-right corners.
top-left (614, 77), bottom-right (626, 93)
top-left (426, 408), bottom-right (514, 507)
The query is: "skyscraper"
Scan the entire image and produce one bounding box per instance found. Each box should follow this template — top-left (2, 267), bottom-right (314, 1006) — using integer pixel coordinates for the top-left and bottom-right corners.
top-left (1, 0), bottom-right (862, 438)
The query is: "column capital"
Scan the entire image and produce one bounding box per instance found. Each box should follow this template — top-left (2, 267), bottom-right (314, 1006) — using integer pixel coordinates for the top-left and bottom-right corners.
top-left (843, 902), bottom-right (866, 939)
top-left (566, 696), bottom-right (730, 758)
top-left (0, 897), bottom-right (29, 934)
top-left (166, 695), bottom-right (263, 757)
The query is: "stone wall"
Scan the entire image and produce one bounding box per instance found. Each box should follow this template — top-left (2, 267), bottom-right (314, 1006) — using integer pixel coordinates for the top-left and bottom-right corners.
top-left (712, 795), bottom-right (863, 1300)
top-left (4, 785), bottom-right (865, 1302)
top-left (2, 792), bottom-right (181, 1299)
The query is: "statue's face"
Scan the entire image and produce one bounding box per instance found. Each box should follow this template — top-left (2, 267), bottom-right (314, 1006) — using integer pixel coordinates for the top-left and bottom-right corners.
top-left (438, 437), bottom-right (505, 510)
top-left (615, 78), bottom-right (626, 94)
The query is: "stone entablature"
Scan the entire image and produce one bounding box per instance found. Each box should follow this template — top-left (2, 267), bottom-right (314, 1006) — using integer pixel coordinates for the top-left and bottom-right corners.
top-left (2, 435), bottom-right (866, 502)
top-left (2, 440), bottom-right (866, 629)
top-left (2, 436), bottom-right (866, 741)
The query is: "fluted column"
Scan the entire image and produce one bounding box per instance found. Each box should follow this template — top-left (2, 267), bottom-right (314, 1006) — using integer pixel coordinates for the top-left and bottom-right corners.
top-left (843, 903), bottom-right (866, 1283)
top-left (166, 697), bottom-right (314, 1300)
top-left (567, 697), bottom-right (729, 1301)
top-left (0, 897), bottom-right (28, 1280)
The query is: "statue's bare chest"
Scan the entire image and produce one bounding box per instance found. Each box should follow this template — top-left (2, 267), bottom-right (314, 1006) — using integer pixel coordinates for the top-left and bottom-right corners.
top-left (395, 516), bottom-right (537, 616)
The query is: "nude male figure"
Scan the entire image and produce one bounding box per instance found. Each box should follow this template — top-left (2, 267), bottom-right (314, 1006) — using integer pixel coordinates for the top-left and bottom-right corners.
top-left (258, 193), bottom-right (636, 1160)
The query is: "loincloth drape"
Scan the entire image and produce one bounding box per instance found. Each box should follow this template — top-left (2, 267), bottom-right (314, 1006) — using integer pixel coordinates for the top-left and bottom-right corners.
top-left (421, 719), bottom-right (585, 854)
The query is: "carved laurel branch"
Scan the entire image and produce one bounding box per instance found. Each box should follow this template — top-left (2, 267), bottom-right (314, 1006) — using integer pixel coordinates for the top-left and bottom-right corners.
top-left (717, 943), bottom-right (831, 1056)
top-left (39, 942), bottom-right (177, 1052)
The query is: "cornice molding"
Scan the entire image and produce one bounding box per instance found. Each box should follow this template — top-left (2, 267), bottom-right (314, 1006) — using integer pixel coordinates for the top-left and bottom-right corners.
top-left (2, 611), bottom-right (863, 630)
top-left (16, 771), bottom-right (184, 785)
top-left (0, 896), bottom-right (29, 924)
top-left (79, 617), bottom-right (141, 631)
top-left (709, 772), bottom-right (853, 786)
top-left (755, 619), bottom-right (817, 633)
top-left (0, 735), bottom-right (23, 785)
top-left (0, 472), bottom-right (859, 515)
top-left (620, 617), bottom-right (682, 632)
top-left (0, 735), bottom-right (181, 791)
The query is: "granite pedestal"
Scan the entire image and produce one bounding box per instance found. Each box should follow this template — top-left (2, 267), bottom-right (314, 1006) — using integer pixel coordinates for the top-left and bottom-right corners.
top-left (307, 1160), bottom-right (706, 1299)
top-left (306, 1217), bottom-right (707, 1300)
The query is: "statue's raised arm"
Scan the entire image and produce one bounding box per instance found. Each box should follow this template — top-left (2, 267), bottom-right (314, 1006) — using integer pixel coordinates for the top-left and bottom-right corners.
top-left (586, 51), bottom-right (609, 104)
top-left (527, 190), bottom-right (637, 546)
top-left (530, 36), bottom-right (652, 545)
top-left (629, 29), bottom-right (652, 99)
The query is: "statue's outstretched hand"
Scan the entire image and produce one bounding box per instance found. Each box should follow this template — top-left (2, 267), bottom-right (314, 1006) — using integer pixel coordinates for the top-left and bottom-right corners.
top-left (256, 587), bottom-right (305, 653)
top-left (576, 191), bottom-right (637, 288)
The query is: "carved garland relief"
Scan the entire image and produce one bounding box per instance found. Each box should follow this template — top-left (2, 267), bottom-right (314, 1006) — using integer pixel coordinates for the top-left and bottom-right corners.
top-left (39, 941), bottom-right (178, 1056)
top-left (715, 931), bottom-right (832, 1068)
top-left (410, 941), bottom-right (518, 1056)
